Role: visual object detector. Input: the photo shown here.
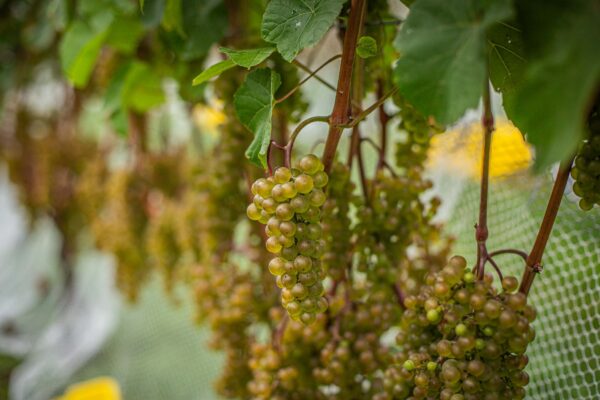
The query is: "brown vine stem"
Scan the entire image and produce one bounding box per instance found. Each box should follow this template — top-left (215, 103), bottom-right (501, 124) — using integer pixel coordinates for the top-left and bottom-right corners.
top-left (292, 59), bottom-right (338, 93)
top-left (376, 81), bottom-right (390, 170)
top-left (283, 115), bottom-right (330, 167)
top-left (127, 111), bottom-right (147, 167)
top-left (519, 159), bottom-right (573, 295)
top-left (276, 55), bottom-right (342, 104)
top-left (322, 0), bottom-right (367, 173)
top-left (475, 79), bottom-right (494, 280)
top-left (337, 87), bottom-right (398, 130)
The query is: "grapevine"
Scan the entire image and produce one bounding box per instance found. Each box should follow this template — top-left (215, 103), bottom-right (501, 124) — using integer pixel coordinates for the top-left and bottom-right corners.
top-left (0, 0), bottom-right (597, 399)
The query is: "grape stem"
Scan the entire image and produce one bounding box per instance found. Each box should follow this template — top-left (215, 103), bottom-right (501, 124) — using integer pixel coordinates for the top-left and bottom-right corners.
top-left (127, 111), bottom-right (147, 167)
top-left (292, 59), bottom-right (339, 94)
top-left (488, 248), bottom-right (528, 262)
top-left (336, 87), bottom-right (398, 130)
top-left (474, 79), bottom-right (494, 280)
top-left (519, 159), bottom-right (573, 295)
top-left (322, 0), bottom-right (367, 173)
top-left (275, 55), bottom-right (342, 104)
top-left (377, 81), bottom-right (390, 171)
top-left (272, 314), bottom-right (289, 352)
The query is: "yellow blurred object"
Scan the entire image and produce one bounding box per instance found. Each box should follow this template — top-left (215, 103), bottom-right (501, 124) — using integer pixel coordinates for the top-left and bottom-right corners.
top-left (55, 377), bottom-right (121, 400)
top-left (192, 100), bottom-right (227, 136)
top-left (428, 120), bottom-right (532, 179)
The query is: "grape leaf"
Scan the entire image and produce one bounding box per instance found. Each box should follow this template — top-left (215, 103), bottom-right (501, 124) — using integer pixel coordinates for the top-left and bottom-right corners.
top-left (219, 46), bottom-right (276, 68)
top-left (106, 16), bottom-right (145, 54)
top-left (162, 0), bottom-right (185, 36)
top-left (192, 47), bottom-right (275, 86)
top-left (393, 0), bottom-right (512, 125)
top-left (261, 0), bottom-right (345, 62)
top-left (357, 36), bottom-right (377, 59)
top-left (192, 60), bottom-right (235, 86)
top-left (59, 13), bottom-right (113, 88)
top-left (121, 62), bottom-right (165, 112)
top-left (178, 0), bottom-right (227, 60)
top-left (141, 0), bottom-right (165, 27)
top-left (509, 0), bottom-right (600, 169)
top-left (487, 21), bottom-right (526, 94)
top-left (234, 68), bottom-right (282, 168)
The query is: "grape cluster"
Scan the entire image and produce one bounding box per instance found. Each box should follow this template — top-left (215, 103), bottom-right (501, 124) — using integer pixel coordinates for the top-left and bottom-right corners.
top-left (384, 256), bottom-right (536, 400)
top-left (322, 162), bottom-right (354, 281)
top-left (248, 315), bottom-right (329, 400)
top-left (247, 154), bottom-right (329, 324)
top-left (571, 100), bottom-right (600, 210)
top-left (354, 170), bottom-right (435, 284)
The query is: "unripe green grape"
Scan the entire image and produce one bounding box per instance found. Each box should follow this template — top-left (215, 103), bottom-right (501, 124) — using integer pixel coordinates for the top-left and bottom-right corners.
top-left (463, 271), bottom-right (475, 283)
top-left (247, 204), bottom-right (261, 220)
top-left (302, 206), bottom-right (320, 222)
top-left (455, 323), bottom-right (468, 336)
top-left (279, 221), bottom-right (297, 237)
top-left (253, 194), bottom-right (264, 208)
top-left (274, 167), bottom-right (292, 183)
top-left (501, 276), bottom-right (519, 292)
top-left (313, 171), bottom-right (328, 188)
top-left (278, 234), bottom-right (295, 248)
top-left (268, 257), bottom-right (286, 276)
top-left (306, 224), bottom-right (322, 240)
top-left (286, 301), bottom-right (301, 316)
top-left (290, 195), bottom-right (310, 213)
top-left (403, 360), bottom-right (415, 371)
top-left (427, 309), bottom-right (441, 323)
top-left (291, 283), bottom-right (308, 299)
top-left (281, 182), bottom-right (297, 198)
top-left (298, 154), bottom-right (321, 174)
top-left (308, 189), bottom-right (326, 207)
top-left (295, 174), bottom-right (314, 194)
top-left (293, 255), bottom-right (312, 272)
top-left (300, 312), bottom-right (316, 325)
top-left (267, 217), bottom-right (281, 235)
top-left (275, 203), bottom-right (294, 221)
top-left (262, 198), bottom-right (277, 213)
top-left (266, 236), bottom-right (282, 253)
top-left (281, 246), bottom-right (298, 260)
top-left (271, 184), bottom-right (286, 201)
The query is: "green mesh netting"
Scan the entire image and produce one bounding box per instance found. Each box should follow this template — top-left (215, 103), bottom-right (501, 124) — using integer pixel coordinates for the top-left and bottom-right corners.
top-left (68, 279), bottom-right (223, 400)
top-left (448, 174), bottom-right (600, 399)
top-left (67, 170), bottom-right (599, 400)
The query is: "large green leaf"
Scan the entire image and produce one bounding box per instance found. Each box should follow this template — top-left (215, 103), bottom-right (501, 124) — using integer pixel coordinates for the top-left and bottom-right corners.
top-left (487, 21), bottom-right (526, 94)
top-left (234, 68), bottom-right (281, 168)
top-left (162, 0), bottom-right (185, 36)
top-left (106, 16), bottom-right (145, 54)
top-left (508, 0), bottom-right (600, 169)
top-left (393, 0), bottom-right (512, 125)
top-left (176, 0), bottom-right (227, 60)
top-left (192, 47), bottom-right (276, 86)
top-left (261, 0), bottom-right (345, 62)
top-left (220, 46), bottom-right (276, 68)
top-left (192, 60), bottom-right (235, 86)
top-left (59, 13), bottom-right (113, 88)
top-left (121, 62), bottom-right (165, 112)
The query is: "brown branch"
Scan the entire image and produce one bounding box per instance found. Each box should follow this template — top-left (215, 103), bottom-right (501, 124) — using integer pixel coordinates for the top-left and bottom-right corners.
top-left (377, 81), bottom-right (390, 170)
top-left (276, 55), bottom-right (342, 104)
top-left (519, 159), bottom-right (573, 295)
top-left (321, 0), bottom-right (367, 172)
top-left (292, 59), bottom-right (338, 93)
top-left (488, 248), bottom-right (528, 262)
top-left (127, 111), bottom-right (147, 167)
top-left (475, 80), bottom-right (494, 280)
